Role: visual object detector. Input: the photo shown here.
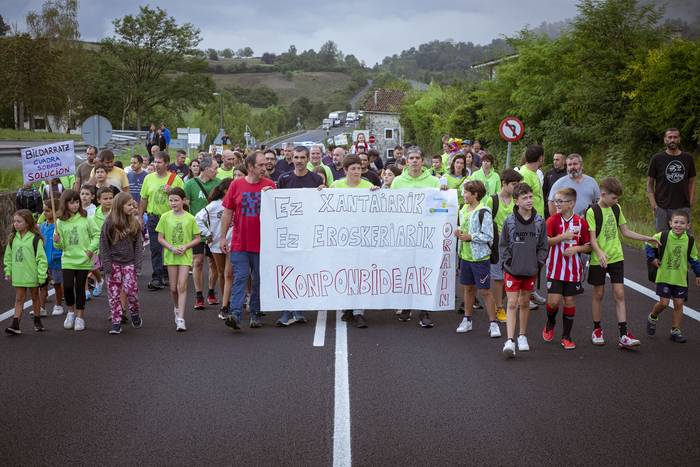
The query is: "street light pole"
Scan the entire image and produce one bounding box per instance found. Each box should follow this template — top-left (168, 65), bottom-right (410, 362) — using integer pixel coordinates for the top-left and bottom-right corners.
top-left (212, 92), bottom-right (224, 131)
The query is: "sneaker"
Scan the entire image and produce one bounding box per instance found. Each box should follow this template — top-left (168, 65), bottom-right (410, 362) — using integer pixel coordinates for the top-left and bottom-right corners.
top-left (398, 309), bottom-right (412, 322)
top-left (618, 332), bottom-right (640, 349)
top-left (276, 311), bottom-right (292, 327)
top-left (92, 281), bottom-right (103, 297)
top-left (34, 319), bottom-right (44, 332)
top-left (528, 301), bottom-right (538, 310)
top-left (40, 307), bottom-right (48, 317)
top-left (5, 325), bottom-right (21, 335)
top-left (52, 305), bottom-right (64, 316)
top-left (175, 318), bottom-right (187, 332)
top-left (496, 307), bottom-right (507, 323)
top-left (109, 323), bottom-right (122, 335)
top-left (419, 311), bottom-right (434, 328)
top-left (207, 293), bottom-right (219, 305)
top-left (489, 321), bottom-right (501, 338)
top-left (162, 277), bottom-right (169, 287)
top-left (131, 314), bottom-right (142, 329)
top-left (249, 318), bottom-right (263, 328)
top-left (194, 297), bottom-right (205, 310)
top-left (502, 339), bottom-right (516, 358)
top-left (85, 290), bottom-right (92, 301)
top-left (591, 327), bottom-right (605, 346)
top-left (542, 325), bottom-right (554, 342)
top-left (63, 312), bottom-right (76, 330)
top-left (292, 313), bottom-right (308, 324)
top-left (341, 310), bottom-right (353, 322)
top-left (456, 317), bottom-right (473, 333)
top-left (395, 309), bottom-right (403, 315)
top-left (670, 329), bottom-right (687, 343)
top-left (218, 307), bottom-right (231, 320)
top-left (354, 315), bottom-right (368, 328)
top-left (472, 300), bottom-right (483, 310)
top-left (560, 337), bottom-right (576, 350)
top-left (517, 335), bottom-right (530, 351)
top-left (147, 280), bottom-right (164, 290)
top-left (531, 290), bottom-right (547, 305)
top-left (225, 315), bottom-right (240, 330)
top-left (74, 317), bottom-right (85, 332)
top-left (646, 313), bottom-right (658, 336)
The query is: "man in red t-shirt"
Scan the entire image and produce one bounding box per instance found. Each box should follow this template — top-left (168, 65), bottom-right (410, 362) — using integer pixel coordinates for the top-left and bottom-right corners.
top-left (543, 187), bottom-right (591, 350)
top-left (220, 151), bottom-right (275, 329)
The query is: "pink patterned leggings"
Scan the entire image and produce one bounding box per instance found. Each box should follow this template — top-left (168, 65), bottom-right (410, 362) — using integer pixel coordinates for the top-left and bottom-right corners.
top-left (107, 264), bottom-right (140, 324)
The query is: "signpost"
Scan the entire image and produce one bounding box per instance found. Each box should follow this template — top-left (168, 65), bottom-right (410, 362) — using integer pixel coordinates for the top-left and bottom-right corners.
top-left (498, 116), bottom-right (524, 168)
top-left (81, 115), bottom-right (112, 149)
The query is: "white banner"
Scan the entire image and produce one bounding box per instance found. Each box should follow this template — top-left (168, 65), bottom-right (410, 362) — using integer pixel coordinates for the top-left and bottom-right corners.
top-left (260, 188), bottom-right (458, 311)
top-left (21, 140), bottom-right (75, 184)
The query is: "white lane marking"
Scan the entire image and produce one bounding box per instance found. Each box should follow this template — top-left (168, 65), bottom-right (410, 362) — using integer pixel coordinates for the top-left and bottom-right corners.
top-left (333, 310), bottom-right (351, 467)
top-left (624, 278), bottom-right (700, 322)
top-left (0, 288), bottom-right (55, 322)
top-left (313, 310), bottom-right (327, 347)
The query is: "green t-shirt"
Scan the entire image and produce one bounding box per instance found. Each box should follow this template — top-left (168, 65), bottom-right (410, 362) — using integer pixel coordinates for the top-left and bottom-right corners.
top-left (3, 232), bottom-right (48, 287)
top-left (468, 168), bottom-right (501, 196)
top-left (54, 213), bottom-right (100, 270)
top-left (308, 163), bottom-right (334, 184)
top-left (651, 231), bottom-right (698, 287)
top-left (184, 177), bottom-right (221, 215)
top-left (155, 210), bottom-right (201, 266)
top-left (447, 174), bottom-right (467, 206)
top-left (485, 194), bottom-right (514, 233)
top-left (330, 178), bottom-right (373, 189)
top-left (140, 172), bottom-right (185, 216)
top-left (586, 205), bottom-right (627, 266)
top-left (217, 167), bottom-right (235, 180)
top-left (519, 165), bottom-right (544, 216)
top-left (92, 207), bottom-right (109, 232)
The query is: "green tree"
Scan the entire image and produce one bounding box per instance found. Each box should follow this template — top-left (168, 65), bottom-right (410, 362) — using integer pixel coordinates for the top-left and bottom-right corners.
top-left (319, 40), bottom-right (340, 66)
top-left (222, 48), bottom-right (233, 58)
top-left (0, 14), bottom-right (11, 36)
top-left (207, 48), bottom-right (218, 60)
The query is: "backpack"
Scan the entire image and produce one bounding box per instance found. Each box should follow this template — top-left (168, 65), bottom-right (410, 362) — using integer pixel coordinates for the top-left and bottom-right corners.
top-left (586, 204), bottom-right (620, 237)
top-left (477, 208), bottom-right (499, 264)
top-left (490, 194), bottom-right (500, 219)
top-left (647, 231), bottom-right (695, 282)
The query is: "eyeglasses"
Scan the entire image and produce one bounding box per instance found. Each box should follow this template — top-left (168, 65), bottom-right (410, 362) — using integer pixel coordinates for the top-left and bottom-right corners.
top-left (553, 199), bottom-right (573, 205)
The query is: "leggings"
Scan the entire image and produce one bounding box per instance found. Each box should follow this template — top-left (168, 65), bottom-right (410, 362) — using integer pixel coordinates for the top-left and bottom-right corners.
top-left (63, 269), bottom-right (90, 310)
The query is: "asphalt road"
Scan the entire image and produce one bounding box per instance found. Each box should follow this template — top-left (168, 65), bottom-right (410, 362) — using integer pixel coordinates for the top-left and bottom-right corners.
top-left (1, 246), bottom-right (699, 466)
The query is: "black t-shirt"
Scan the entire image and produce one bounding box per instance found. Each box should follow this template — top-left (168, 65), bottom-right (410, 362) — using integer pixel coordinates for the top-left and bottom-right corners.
top-left (169, 163), bottom-right (190, 180)
top-left (277, 170), bottom-right (323, 189)
top-left (276, 159), bottom-right (294, 175)
top-left (362, 169), bottom-right (382, 187)
top-left (647, 151), bottom-right (696, 209)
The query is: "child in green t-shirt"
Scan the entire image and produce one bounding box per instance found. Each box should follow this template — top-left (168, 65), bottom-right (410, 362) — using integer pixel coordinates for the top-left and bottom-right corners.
top-left (156, 187), bottom-right (201, 332)
top-left (587, 177), bottom-right (660, 349)
top-left (645, 211), bottom-right (700, 343)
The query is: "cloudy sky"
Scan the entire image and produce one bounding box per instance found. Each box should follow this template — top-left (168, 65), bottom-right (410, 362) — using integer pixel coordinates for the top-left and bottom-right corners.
top-left (2, 1), bottom-right (583, 64)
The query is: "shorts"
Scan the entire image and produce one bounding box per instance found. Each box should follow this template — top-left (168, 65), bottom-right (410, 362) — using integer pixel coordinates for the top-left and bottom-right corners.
top-left (504, 272), bottom-right (536, 293)
top-left (587, 261), bottom-right (624, 286)
top-left (49, 268), bottom-right (63, 285)
top-left (490, 257), bottom-right (505, 281)
top-left (547, 279), bottom-right (583, 297)
top-left (192, 242), bottom-right (213, 257)
top-left (656, 283), bottom-right (688, 301)
top-left (459, 259), bottom-right (491, 289)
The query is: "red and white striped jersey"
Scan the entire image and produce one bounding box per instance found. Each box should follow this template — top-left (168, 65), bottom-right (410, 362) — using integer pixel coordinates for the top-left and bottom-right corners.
top-left (546, 214), bottom-right (590, 282)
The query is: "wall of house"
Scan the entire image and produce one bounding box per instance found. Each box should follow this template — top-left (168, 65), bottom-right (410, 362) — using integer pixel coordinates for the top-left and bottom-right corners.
top-left (365, 113), bottom-right (402, 160)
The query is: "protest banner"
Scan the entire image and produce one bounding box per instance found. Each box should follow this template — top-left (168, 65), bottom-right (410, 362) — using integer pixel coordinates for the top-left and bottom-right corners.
top-left (260, 188), bottom-right (458, 311)
top-left (21, 140), bottom-right (76, 184)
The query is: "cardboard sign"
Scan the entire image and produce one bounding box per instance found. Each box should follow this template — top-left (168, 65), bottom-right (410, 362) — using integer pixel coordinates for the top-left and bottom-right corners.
top-left (260, 188), bottom-right (458, 311)
top-left (21, 140), bottom-right (75, 184)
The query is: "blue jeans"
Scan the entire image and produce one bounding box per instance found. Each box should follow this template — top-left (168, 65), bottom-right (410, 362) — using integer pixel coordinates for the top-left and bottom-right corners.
top-left (230, 251), bottom-right (260, 320)
top-left (147, 214), bottom-right (165, 282)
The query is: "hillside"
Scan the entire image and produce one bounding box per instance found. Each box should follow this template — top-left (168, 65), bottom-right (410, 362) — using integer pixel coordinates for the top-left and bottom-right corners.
top-left (207, 71), bottom-right (353, 107)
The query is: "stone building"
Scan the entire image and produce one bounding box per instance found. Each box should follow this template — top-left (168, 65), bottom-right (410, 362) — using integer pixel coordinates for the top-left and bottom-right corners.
top-left (360, 89), bottom-right (405, 160)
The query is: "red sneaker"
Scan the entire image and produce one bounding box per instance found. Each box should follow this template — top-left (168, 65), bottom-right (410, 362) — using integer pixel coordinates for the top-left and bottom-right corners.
top-left (560, 338), bottom-right (576, 350)
top-left (194, 297), bottom-right (205, 310)
top-left (207, 294), bottom-right (219, 305)
top-left (542, 325), bottom-right (554, 342)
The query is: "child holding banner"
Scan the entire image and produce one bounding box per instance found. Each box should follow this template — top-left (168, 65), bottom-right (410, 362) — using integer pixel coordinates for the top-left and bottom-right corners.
top-left (156, 187), bottom-right (201, 332)
top-left (54, 190), bottom-right (101, 332)
top-left (4, 210), bottom-right (49, 335)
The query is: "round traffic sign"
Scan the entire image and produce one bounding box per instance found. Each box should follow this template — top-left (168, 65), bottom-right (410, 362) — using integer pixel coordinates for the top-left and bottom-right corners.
top-left (368, 134), bottom-right (376, 144)
top-left (81, 115), bottom-right (112, 149)
top-left (498, 116), bottom-right (524, 143)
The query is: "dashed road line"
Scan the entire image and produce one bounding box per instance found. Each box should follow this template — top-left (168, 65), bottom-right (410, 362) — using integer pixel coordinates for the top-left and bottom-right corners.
top-left (624, 278), bottom-right (700, 322)
top-left (313, 310), bottom-right (327, 347)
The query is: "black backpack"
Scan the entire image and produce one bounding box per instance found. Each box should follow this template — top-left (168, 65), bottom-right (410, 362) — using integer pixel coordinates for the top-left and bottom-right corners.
top-left (586, 204), bottom-right (620, 237)
top-left (647, 231), bottom-right (695, 282)
top-left (477, 208), bottom-right (499, 264)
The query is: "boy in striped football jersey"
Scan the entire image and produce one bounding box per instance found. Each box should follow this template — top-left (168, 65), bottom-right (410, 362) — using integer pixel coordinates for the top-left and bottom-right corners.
top-left (543, 188), bottom-right (591, 349)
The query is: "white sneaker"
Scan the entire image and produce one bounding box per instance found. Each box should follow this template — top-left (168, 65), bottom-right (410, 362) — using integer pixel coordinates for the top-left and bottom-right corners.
top-left (456, 317), bottom-right (473, 333)
top-left (175, 318), bottom-right (187, 332)
top-left (395, 309), bottom-right (403, 315)
top-left (63, 312), bottom-right (75, 329)
top-left (517, 335), bottom-right (530, 351)
top-left (489, 322), bottom-right (502, 338)
top-left (531, 290), bottom-right (547, 305)
top-left (502, 339), bottom-right (516, 358)
top-left (591, 327), bottom-right (605, 345)
top-left (74, 317), bottom-right (85, 331)
top-left (618, 332), bottom-right (640, 349)
top-left (52, 305), bottom-right (64, 316)
top-left (528, 301), bottom-right (539, 310)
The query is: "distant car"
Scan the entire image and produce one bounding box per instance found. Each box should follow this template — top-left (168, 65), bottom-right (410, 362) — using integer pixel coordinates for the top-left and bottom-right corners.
top-left (346, 112), bottom-right (356, 122)
top-left (322, 122), bottom-right (331, 130)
